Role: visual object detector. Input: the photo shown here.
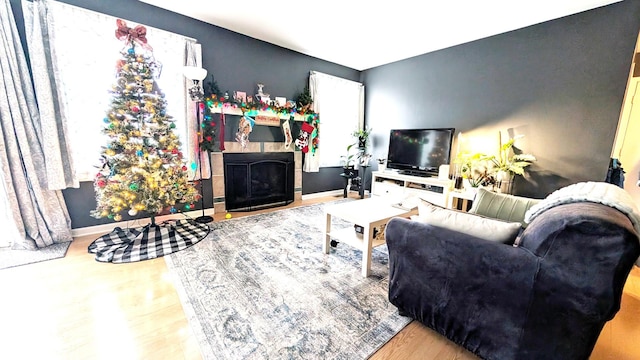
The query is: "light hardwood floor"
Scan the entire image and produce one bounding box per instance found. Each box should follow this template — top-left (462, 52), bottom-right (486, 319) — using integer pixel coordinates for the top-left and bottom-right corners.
top-left (1, 194), bottom-right (639, 359)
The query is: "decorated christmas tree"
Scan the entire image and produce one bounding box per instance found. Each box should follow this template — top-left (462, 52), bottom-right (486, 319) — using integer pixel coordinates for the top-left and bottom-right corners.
top-left (91, 20), bottom-right (199, 223)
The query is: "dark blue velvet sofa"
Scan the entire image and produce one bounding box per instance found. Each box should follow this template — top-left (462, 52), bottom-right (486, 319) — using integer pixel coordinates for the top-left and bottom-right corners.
top-left (385, 201), bottom-right (640, 360)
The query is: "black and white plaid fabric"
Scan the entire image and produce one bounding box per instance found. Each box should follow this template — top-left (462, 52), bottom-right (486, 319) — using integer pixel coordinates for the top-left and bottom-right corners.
top-left (88, 219), bottom-right (210, 263)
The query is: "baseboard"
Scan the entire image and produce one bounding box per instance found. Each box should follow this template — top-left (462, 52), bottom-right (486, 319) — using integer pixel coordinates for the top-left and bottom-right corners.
top-left (71, 208), bottom-right (216, 238)
top-left (301, 190), bottom-right (343, 200)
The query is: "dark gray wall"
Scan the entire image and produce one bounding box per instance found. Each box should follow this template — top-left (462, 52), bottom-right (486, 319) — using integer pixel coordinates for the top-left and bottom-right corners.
top-left (9, 0), bottom-right (359, 228)
top-left (361, 1), bottom-right (640, 198)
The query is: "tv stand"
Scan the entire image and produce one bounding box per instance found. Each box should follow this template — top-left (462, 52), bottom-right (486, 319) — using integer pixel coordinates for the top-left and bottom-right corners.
top-left (371, 171), bottom-right (451, 207)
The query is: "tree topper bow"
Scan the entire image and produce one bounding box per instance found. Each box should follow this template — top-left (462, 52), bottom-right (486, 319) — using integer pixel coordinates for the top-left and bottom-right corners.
top-left (115, 19), bottom-right (152, 51)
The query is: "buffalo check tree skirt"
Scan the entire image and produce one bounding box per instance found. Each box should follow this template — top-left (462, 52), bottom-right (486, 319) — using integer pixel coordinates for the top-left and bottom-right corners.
top-left (88, 219), bottom-right (210, 263)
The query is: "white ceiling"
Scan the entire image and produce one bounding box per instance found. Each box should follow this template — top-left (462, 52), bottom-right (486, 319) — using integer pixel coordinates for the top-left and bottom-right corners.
top-left (139, 0), bottom-right (621, 71)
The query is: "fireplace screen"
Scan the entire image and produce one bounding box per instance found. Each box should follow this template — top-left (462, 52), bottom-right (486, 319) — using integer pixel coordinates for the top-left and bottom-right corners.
top-left (223, 152), bottom-right (294, 211)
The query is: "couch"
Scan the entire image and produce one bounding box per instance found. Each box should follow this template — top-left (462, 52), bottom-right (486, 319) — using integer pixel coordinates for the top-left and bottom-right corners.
top-left (385, 183), bottom-right (640, 360)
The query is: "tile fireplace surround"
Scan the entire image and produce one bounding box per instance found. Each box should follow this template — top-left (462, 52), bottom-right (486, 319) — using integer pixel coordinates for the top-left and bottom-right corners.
top-left (211, 141), bottom-right (303, 214)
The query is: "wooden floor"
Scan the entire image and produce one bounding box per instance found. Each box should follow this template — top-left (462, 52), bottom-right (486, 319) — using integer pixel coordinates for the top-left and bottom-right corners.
top-left (1, 194), bottom-right (639, 359)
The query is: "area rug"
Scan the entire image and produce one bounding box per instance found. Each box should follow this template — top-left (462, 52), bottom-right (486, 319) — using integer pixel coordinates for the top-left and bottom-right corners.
top-left (0, 242), bottom-right (71, 270)
top-left (165, 201), bottom-right (411, 359)
top-left (89, 219), bottom-right (210, 263)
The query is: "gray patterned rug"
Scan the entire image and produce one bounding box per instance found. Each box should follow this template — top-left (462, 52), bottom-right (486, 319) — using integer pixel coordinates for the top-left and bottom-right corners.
top-left (0, 242), bottom-right (71, 270)
top-left (165, 200), bottom-right (410, 359)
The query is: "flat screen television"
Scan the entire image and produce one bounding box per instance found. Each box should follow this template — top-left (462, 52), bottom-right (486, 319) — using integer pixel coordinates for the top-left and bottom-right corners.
top-left (386, 128), bottom-right (455, 177)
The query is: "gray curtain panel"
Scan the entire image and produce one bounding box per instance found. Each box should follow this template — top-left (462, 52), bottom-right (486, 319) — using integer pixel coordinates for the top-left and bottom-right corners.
top-left (22, 0), bottom-right (78, 189)
top-left (0, 0), bottom-right (72, 250)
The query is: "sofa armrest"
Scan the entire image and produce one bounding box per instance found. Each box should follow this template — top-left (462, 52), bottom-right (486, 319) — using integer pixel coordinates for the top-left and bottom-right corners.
top-left (385, 217), bottom-right (539, 360)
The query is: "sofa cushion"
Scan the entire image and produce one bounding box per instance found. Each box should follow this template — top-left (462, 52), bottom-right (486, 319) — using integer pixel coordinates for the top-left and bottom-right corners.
top-left (469, 187), bottom-right (540, 228)
top-left (415, 200), bottom-right (522, 244)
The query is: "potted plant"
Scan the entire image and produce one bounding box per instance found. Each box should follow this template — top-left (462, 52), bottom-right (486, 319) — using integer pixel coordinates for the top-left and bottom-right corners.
top-left (341, 127), bottom-right (372, 173)
top-left (341, 143), bottom-right (358, 176)
top-left (454, 152), bottom-right (495, 191)
top-left (487, 138), bottom-right (536, 193)
top-left (352, 127), bottom-right (372, 150)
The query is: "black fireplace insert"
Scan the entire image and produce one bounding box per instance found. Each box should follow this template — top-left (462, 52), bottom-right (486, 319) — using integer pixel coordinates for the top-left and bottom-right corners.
top-left (223, 152), bottom-right (295, 211)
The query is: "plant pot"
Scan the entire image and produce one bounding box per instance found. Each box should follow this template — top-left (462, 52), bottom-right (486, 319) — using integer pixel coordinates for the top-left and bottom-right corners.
top-left (463, 178), bottom-right (479, 193)
top-left (378, 161), bottom-right (386, 172)
top-left (496, 170), bottom-right (514, 194)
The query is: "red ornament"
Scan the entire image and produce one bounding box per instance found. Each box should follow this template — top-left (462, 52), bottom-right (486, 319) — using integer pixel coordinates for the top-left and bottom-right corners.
top-left (206, 136), bottom-right (213, 141)
top-left (132, 106), bottom-right (140, 113)
top-left (171, 148), bottom-right (178, 154)
top-left (199, 103), bottom-right (205, 110)
top-left (97, 180), bottom-right (106, 188)
top-left (182, 166), bottom-right (188, 171)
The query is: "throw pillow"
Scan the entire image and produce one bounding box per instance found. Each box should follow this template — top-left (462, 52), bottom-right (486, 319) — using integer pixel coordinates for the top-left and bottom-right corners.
top-left (416, 200), bottom-right (522, 244)
top-left (469, 187), bottom-right (540, 228)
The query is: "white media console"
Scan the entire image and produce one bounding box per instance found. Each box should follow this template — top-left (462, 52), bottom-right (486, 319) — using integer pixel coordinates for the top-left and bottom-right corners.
top-left (371, 170), bottom-right (452, 207)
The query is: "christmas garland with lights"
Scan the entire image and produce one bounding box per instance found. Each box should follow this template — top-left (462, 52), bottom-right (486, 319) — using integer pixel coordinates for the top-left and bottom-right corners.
top-left (199, 80), bottom-right (320, 153)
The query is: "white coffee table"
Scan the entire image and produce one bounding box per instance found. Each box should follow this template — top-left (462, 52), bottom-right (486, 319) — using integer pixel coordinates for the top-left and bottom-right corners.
top-left (323, 197), bottom-right (417, 277)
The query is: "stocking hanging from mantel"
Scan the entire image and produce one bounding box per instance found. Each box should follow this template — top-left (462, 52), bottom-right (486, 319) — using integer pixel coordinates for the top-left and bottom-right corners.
top-left (282, 119), bottom-right (293, 149)
top-left (303, 121), bottom-right (320, 172)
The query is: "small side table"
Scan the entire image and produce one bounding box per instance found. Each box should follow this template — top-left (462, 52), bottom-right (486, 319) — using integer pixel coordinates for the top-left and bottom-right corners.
top-left (448, 190), bottom-right (476, 212)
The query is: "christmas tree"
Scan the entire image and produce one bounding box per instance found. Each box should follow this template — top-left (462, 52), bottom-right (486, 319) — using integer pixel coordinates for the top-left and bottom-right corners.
top-left (91, 20), bottom-right (199, 223)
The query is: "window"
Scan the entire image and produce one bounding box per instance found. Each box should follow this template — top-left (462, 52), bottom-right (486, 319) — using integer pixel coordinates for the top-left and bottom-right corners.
top-left (42, 1), bottom-right (198, 181)
top-left (309, 71), bottom-right (364, 169)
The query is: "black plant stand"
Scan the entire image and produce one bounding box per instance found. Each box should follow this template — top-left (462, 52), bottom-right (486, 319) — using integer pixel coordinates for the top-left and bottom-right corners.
top-left (358, 165), bottom-right (369, 198)
top-left (340, 165), bottom-right (368, 199)
top-left (194, 100), bottom-right (213, 224)
top-left (340, 171), bottom-right (358, 198)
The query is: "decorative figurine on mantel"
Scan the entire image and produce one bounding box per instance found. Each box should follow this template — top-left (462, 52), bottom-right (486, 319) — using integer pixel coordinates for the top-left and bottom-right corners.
top-left (256, 83), bottom-right (270, 104)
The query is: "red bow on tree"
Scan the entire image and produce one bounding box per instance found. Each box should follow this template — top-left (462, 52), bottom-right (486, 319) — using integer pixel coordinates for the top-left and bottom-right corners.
top-left (115, 19), bottom-right (152, 51)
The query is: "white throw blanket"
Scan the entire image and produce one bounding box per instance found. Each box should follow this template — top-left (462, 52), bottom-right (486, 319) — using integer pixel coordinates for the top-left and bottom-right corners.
top-left (524, 181), bottom-right (640, 267)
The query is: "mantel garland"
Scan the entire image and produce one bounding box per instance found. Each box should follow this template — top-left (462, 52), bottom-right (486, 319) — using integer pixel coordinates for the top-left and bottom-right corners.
top-left (201, 94), bottom-right (320, 154)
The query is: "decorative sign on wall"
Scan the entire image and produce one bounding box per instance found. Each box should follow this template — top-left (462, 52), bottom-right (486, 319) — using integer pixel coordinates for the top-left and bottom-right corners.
top-left (255, 114), bottom-right (281, 126)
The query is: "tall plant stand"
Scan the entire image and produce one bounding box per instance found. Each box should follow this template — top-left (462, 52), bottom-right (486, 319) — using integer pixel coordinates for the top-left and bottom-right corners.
top-left (194, 100), bottom-right (213, 224)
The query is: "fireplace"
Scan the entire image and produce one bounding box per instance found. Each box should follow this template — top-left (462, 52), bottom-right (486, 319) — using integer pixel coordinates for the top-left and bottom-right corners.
top-left (223, 152), bottom-right (295, 211)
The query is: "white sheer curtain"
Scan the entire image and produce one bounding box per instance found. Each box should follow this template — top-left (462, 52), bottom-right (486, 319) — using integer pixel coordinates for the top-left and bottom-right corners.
top-left (36, 0), bottom-right (198, 182)
top-left (309, 71), bottom-right (364, 171)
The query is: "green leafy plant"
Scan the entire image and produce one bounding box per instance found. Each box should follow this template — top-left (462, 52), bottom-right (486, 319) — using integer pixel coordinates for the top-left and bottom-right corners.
top-left (454, 152), bottom-right (494, 187)
top-left (454, 137), bottom-right (536, 189)
top-left (341, 143), bottom-right (358, 168)
top-left (342, 127), bottom-right (373, 167)
top-left (352, 127), bottom-right (372, 149)
top-left (488, 138), bottom-right (536, 176)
